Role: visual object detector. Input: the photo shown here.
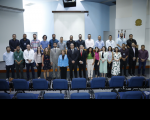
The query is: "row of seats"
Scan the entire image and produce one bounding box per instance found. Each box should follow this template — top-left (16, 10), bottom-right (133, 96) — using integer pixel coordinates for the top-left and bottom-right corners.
top-left (0, 76), bottom-right (149, 91)
top-left (0, 91), bottom-right (149, 99)
top-left (0, 76), bottom-right (149, 99)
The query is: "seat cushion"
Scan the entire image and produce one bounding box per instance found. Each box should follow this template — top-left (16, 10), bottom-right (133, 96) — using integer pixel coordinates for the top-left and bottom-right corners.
top-left (127, 77), bottom-right (144, 88)
top-left (95, 92), bottom-right (117, 99)
top-left (12, 79), bottom-right (29, 90)
top-left (33, 79), bottom-right (48, 90)
top-left (109, 76), bottom-right (125, 88)
top-left (71, 93), bottom-right (90, 99)
top-left (90, 78), bottom-right (105, 88)
top-left (44, 93), bottom-right (64, 99)
top-left (119, 91), bottom-right (142, 99)
top-left (71, 78), bottom-right (86, 89)
top-left (16, 93), bottom-right (38, 99)
top-left (0, 79), bottom-right (9, 90)
top-left (53, 79), bottom-right (68, 90)
top-left (0, 93), bottom-right (11, 99)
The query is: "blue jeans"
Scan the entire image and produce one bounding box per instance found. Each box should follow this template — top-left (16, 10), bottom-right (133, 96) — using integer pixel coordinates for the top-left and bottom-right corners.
top-left (138, 60), bottom-right (146, 75)
top-left (26, 63), bottom-right (35, 80)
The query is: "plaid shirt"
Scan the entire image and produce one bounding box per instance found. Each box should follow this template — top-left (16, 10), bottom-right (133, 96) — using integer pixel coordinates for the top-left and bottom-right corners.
top-left (31, 39), bottom-right (40, 52)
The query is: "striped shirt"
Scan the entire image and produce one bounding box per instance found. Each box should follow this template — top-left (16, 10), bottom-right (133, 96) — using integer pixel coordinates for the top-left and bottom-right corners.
top-left (31, 39), bottom-right (40, 52)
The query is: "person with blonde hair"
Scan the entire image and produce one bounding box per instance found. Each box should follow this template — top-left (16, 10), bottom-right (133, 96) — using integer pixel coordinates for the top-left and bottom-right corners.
top-left (58, 50), bottom-right (69, 79)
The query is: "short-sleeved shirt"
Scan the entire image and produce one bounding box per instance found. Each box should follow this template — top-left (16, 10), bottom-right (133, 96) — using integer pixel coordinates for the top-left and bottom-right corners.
top-left (127, 39), bottom-right (137, 48)
top-left (106, 40), bottom-right (115, 50)
top-left (95, 40), bottom-right (105, 50)
top-left (49, 39), bottom-right (59, 49)
top-left (57, 42), bottom-right (66, 50)
top-left (120, 48), bottom-right (129, 58)
top-left (40, 40), bottom-right (49, 52)
top-left (87, 53), bottom-right (95, 59)
top-left (116, 37), bottom-right (127, 50)
top-left (14, 51), bottom-right (24, 64)
top-left (30, 39), bottom-right (40, 52)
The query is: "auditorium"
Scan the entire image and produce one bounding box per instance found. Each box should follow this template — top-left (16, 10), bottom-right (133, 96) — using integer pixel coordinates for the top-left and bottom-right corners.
top-left (0, 0), bottom-right (149, 99)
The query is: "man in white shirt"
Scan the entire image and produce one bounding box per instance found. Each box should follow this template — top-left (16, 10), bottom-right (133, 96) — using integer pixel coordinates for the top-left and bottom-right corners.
top-left (106, 35), bottom-right (115, 51)
top-left (3, 46), bottom-right (15, 81)
top-left (85, 34), bottom-right (94, 49)
top-left (23, 44), bottom-right (35, 80)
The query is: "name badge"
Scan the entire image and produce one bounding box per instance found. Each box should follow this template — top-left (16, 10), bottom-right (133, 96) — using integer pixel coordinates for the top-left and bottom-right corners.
top-left (123, 53), bottom-right (125, 56)
top-left (18, 56), bottom-right (19, 58)
top-left (24, 43), bottom-right (26, 45)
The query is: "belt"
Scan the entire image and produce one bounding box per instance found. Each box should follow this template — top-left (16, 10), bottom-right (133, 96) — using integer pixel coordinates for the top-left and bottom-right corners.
top-left (44, 59), bottom-right (50, 60)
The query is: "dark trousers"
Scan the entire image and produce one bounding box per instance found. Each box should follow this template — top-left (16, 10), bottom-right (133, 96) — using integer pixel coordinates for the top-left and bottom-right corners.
top-left (60, 67), bottom-right (67, 79)
top-left (26, 63), bottom-right (35, 80)
top-left (120, 59), bottom-right (127, 75)
top-left (6, 65), bottom-right (15, 79)
top-left (107, 62), bottom-right (112, 77)
top-left (138, 61), bottom-right (146, 75)
top-left (37, 63), bottom-right (42, 77)
top-left (69, 63), bottom-right (77, 80)
top-left (94, 60), bottom-right (100, 76)
top-left (23, 59), bottom-right (25, 68)
top-left (79, 63), bottom-right (86, 78)
top-left (15, 63), bottom-right (24, 79)
top-left (128, 60), bottom-right (136, 75)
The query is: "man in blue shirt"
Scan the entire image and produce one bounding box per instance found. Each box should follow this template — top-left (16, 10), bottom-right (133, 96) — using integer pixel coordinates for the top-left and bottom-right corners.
top-left (20, 34), bottom-right (30, 68)
top-left (3, 46), bottom-right (15, 81)
top-left (49, 34), bottom-right (59, 49)
top-left (95, 35), bottom-right (105, 51)
top-left (40, 35), bottom-right (49, 53)
top-left (116, 33), bottom-right (127, 50)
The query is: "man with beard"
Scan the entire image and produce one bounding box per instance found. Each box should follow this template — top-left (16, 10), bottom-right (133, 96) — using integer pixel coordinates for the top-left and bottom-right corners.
top-left (116, 33), bottom-right (127, 50)
top-left (14, 46), bottom-right (24, 79)
top-left (76, 34), bottom-right (85, 50)
top-left (49, 34), bottom-right (59, 49)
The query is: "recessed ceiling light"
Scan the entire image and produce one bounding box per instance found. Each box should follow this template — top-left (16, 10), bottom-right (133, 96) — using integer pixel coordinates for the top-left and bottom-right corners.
top-left (25, 3), bottom-right (35, 6)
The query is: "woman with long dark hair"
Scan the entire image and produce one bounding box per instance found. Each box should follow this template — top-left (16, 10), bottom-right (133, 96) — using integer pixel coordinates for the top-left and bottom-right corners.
top-left (107, 46), bottom-right (113, 78)
top-left (34, 47), bottom-right (43, 79)
top-left (111, 47), bottom-right (122, 76)
top-left (86, 47), bottom-right (95, 80)
top-left (94, 47), bottom-right (100, 77)
top-left (42, 47), bottom-right (51, 79)
top-left (99, 46), bottom-right (108, 77)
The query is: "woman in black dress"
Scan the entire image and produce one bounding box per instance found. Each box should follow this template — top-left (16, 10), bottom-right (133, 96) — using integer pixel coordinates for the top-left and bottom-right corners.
top-left (42, 47), bottom-right (51, 79)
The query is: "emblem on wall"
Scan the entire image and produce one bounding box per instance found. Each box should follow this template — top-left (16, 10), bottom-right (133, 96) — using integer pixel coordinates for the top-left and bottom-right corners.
top-left (135, 19), bottom-right (142, 26)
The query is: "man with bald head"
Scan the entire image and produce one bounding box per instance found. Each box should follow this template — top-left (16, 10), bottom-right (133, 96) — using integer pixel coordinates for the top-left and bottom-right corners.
top-left (95, 35), bottom-right (105, 51)
top-left (128, 42), bottom-right (138, 76)
top-left (116, 33), bottom-right (127, 50)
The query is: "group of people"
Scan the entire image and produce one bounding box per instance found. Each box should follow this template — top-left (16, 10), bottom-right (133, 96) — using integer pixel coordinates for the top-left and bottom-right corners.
top-left (3, 33), bottom-right (149, 81)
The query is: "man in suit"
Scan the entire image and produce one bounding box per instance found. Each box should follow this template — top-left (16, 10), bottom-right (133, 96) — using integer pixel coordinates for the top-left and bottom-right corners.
top-left (78, 45), bottom-right (87, 78)
top-left (9, 34), bottom-right (20, 68)
top-left (67, 43), bottom-right (79, 80)
top-left (50, 42), bottom-right (61, 79)
top-left (128, 43), bottom-right (138, 76)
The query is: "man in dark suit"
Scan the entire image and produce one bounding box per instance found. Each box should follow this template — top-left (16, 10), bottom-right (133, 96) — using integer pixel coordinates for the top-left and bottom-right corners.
top-left (9, 34), bottom-right (20, 52)
top-left (67, 43), bottom-right (79, 80)
top-left (128, 43), bottom-right (138, 76)
top-left (9, 34), bottom-right (20, 68)
top-left (78, 45), bottom-right (87, 78)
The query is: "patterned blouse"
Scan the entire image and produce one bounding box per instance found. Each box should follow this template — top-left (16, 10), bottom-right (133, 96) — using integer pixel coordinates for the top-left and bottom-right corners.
top-left (107, 51), bottom-right (112, 62)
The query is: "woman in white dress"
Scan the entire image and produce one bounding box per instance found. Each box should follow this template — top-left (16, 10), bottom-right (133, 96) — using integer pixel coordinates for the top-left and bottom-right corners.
top-left (111, 47), bottom-right (122, 76)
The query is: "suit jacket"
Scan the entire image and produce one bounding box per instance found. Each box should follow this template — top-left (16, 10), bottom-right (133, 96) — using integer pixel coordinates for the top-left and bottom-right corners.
top-left (129, 47), bottom-right (138, 60)
top-left (50, 48), bottom-right (61, 64)
top-left (9, 39), bottom-right (20, 52)
top-left (67, 49), bottom-right (79, 64)
top-left (78, 49), bottom-right (87, 65)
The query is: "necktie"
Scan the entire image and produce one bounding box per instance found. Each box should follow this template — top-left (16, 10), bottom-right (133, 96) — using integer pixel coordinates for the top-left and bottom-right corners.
top-left (81, 50), bottom-right (82, 57)
top-left (55, 48), bottom-right (56, 53)
top-left (72, 49), bottom-right (74, 54)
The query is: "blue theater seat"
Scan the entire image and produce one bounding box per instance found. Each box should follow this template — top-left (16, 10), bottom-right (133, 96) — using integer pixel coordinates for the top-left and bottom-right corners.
top-left (32, 79), bottom-right (50, 90)
top-left (71, 78), bottom-right (86, 90)
top-left (71, 93), bottom-right (90, 99)
top-left (142, 91), bottom-right (150, 99)
top-left (12, 79), bottom-right (29, 90)
top-left (0, 79), bottom-right (9, 91)
top-left (126, 77), bottom-right (144, 88)
top-left (0, 93), bottom-right (11, 99)
top-left (90, 77), bottom-right (105, 89)
top-left (44, 93), bottom-right (64, 99)
top-left (16, 93), bottom-right (39, 99)
top-left (95, 92), bottom-right (117, 99)
top-left (53, 79), bottom-right (68, 90)
top-left (119, 91), bottom-right (143, 99)
top-left (109, 76), bottom-right (125, 88)
top-left (146, 79), bottom-right (150, 88)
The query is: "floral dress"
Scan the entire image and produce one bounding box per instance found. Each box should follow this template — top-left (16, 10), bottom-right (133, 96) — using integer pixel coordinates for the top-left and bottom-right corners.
top-left (111, 52), bottom-right (122, 75)
top-left (43, 54), bottom-right (51, 70)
